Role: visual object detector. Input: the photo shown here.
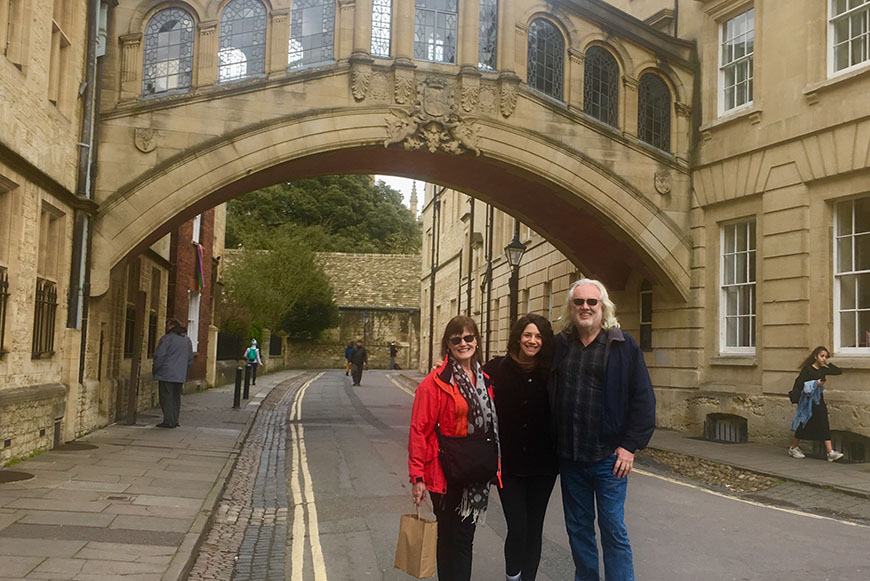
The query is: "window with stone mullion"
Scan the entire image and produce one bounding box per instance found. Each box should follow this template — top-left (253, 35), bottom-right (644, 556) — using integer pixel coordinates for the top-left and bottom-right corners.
top-left (289, 0), bottom-right (335, 69)
top-left (478, 0), bottom-right (497, 70)
top-left (219, 0), bottom-right (267, 82)
top-left (413, 0), bottom-right (457, 64)
top-left (371, 0), bottom-right (392, 57)
top-left (583, 46), bottom-right (618, 126)
top-left (142, 8), bottom-right (195, 95)
top-left (638, 74), bottom-right (671, 152)
top-left (526, 19), bottom-right (564, 100)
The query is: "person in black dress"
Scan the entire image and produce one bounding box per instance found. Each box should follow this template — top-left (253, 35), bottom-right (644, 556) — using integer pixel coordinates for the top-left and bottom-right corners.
top-left (788, 346), bottom-right (844, 462)
top-left (484, 314), bottom-right (557, 581)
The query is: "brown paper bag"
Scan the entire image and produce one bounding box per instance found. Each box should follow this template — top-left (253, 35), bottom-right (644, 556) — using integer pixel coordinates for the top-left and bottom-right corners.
top-left (394, 510), bottom-right (437, 578)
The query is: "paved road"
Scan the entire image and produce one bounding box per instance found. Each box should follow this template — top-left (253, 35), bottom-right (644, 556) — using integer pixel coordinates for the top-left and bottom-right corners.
top-left (192, 370), bottom-right (870, 580)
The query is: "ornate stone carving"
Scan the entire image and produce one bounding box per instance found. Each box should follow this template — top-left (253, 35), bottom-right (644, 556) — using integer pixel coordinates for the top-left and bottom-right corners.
top-left (674, 102), bottom-right (692, 117)
top-left (654, 170), bottom-right (672, 195)
top-left (394, 69), bottom-right (415, 104)
top-left (351, 69), bottom-right (371, 101)
top-left (384, 77), bottom-right (480, 156)
top-left (478, 85), bottom-right (497, 114)
top-left (500, 83), bottom-right (518, 117)
top-left (461, 85), bottom-right (479, 112)
top-left (370, 73), bottom-right (389, 102)
top-left (134, 128), bottom-right (157, 153)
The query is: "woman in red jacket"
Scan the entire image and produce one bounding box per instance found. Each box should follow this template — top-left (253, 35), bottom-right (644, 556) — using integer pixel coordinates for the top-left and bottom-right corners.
top-left (409, 315), bottom-right (499, 581)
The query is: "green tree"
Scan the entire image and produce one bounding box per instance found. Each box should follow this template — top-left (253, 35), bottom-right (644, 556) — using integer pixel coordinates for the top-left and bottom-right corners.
top-left (220, 227), bottom-right (339, 338)
top-left (226, 175), bottom-right (420, 253)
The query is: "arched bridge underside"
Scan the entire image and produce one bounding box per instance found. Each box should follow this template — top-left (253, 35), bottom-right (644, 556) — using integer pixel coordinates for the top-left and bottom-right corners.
top-left (94, 0), bottom-right (696, 300)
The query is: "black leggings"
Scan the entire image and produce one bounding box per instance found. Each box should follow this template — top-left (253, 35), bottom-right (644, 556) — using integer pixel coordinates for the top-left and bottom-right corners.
top-left (497, 473), bottom-right (557, 580)
top-left (431, 488), bottom-right (477, 581)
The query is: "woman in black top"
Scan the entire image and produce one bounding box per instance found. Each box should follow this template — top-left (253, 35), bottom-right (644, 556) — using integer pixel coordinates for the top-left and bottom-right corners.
top-left (484, 314), bottom-right (557, 581)
top-left (788, 346), bottom-right (844, 462)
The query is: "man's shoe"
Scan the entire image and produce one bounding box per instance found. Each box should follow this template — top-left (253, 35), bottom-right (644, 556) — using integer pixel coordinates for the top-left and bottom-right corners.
top-left (156, 423), bottom-right (173, 429)
top-left (788, 446), bottom-right (805, 458)
top-left (827, 450), bottom-right (844, 462)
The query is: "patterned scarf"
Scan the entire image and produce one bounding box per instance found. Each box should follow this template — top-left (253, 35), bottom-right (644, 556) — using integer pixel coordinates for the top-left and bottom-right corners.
top-left (449, 357), bottom-right (500, 524)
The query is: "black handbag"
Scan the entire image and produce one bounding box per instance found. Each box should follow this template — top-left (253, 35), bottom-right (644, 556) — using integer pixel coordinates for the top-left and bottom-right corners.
top-left (435, 424), bottom-right (498, 486)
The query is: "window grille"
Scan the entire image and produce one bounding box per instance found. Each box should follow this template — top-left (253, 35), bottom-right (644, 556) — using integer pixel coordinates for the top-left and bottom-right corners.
top-left (721, 221), bottom-right (756, 351)
top-left (123, 305), bottom-right (135, 358)
top-left (584, 46), bottom-right (619, 126)
top-left (704, 413), bottom-right (748, 443)
top-left (638, 74), bottom-right (671, 152)
top-left (527, 19), bottom-right (564, 99)
top-left (371, 0), bottom-right (392, 57)
top-left (719, 8), bottom-right (754, 113)
top-left (147, 311), bottom-right (158, 357)
top-left (640, 279), bottom-right (653, 351)
top-left (219, 0), bottom-right (267, 82)
top-left (0, 266), bottom-right (8, 352)
top-left (288, 0), bottom-right (335, 68)
top-left (32, 277), bottom-right (57, 358)
top-left (142, 8), bottom-right (194, 95)
top-left (831, 0), bottom-right (870, 73)
top-left (414, 0), bottom-right (457, 64)
top-left (834, 197), bottom-right (870, 350)
top-left (478, 0), bottom-right (497, 71)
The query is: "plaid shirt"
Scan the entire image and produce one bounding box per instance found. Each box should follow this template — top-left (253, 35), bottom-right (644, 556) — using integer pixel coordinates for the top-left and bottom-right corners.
top-left (553, 329), bottom-right (610, 462)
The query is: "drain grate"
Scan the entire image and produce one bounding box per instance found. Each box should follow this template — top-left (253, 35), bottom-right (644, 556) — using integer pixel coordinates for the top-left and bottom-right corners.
top-left (704, 413), bottom-right (748, 443)
top-left (0, 470), bottom-right (35, 484)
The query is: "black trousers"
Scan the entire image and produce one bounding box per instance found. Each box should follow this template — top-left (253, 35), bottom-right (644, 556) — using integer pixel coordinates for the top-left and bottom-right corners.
top-left (497, 472), bottom-right (557, 580)
top-left (351, 363), bottom-right (364, 385)
top-left (431, 488), bottom-right (477, 581)
top-left (158, 381), bottom-right (182, 427)
top-left (250, 362), bottom-right (259, 385)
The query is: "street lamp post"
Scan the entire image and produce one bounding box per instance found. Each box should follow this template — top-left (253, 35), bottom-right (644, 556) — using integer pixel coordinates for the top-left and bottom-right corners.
top-left (504, 220), bottom-right (527, 326)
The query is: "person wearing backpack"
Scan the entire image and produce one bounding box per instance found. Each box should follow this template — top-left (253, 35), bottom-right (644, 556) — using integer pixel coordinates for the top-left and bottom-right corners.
top-left (788, 346), bottom-right (844, 462)
top-left (244, 339), bottom-right (264, 385)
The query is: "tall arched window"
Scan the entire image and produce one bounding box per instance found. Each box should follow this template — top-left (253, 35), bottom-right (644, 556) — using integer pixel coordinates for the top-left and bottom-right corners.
top-left (142, 8), bottom-right (194, 96)
top-left (478, 0), bottom-right (497, 71)
top-left (288, 0), bottom-right (335, 68)
top-left (583, 46), bottom-right (619, 127)
top-left (527, 19), bottom-right (564, 100)
top-left (371, 0), bottom-right (392, 57)
top-left (219, 0), bottom-right (267, 82)
top-left (638, 73), bottom-right (671, 152)
top-left (414, 0), bottom-right (457, 64)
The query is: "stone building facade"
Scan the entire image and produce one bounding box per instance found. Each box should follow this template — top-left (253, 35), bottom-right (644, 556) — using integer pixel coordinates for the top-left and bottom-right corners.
top-left (422, 0), bottom-right (870, 449)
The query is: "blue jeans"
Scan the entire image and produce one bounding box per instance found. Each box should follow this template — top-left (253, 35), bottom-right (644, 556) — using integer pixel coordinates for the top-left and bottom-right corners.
top-left (560, 455), bottom-right (634, 581)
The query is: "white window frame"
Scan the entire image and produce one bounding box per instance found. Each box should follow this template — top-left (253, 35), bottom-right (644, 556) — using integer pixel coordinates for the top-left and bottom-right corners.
top-left (833, 196), bottom-right (870, 354)
top-left (718, 7), bottom-right (754, 117)
top-left (720, 220), bottom-right (756, 354)
top-left (187, 290), bottom-right (200, 352)
top-left (828, 0), bottom-right (870, 76)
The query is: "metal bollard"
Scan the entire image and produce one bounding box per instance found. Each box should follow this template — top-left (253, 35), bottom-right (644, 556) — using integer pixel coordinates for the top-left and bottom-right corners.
top-left (243, 363), bottom-right (251, 399)
top-left (233, 366), bottom-right (242, 409)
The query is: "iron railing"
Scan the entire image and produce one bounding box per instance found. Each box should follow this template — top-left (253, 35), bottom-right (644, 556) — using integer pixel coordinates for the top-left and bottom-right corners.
top-left (0, 266), bottom-right (8, 352)
top-left (32, 277), bottom-right (58, 358)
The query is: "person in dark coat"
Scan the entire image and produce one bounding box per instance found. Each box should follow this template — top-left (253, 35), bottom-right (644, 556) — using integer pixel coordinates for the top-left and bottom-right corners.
top-left (788, 346), bottom-right (844, 462)
top-left (389, 341), bottom-right (400, 370)
top-left (152, 318), bottom-right (194, 428)
top-left (484, 313), bottom-right (557, 581)
top-left (349, 339), bottom-right (368, 386)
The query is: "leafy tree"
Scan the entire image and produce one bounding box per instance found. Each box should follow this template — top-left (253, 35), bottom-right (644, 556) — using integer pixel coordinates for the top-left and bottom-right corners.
top-left (220, 226), bottom-right (339, 338)
top-left (226, 175), bottom-right (420, 253)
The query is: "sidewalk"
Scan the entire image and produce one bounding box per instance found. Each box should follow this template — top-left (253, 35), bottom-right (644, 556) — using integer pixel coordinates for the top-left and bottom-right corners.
top-left (0, 370), bottom-right (296, 581)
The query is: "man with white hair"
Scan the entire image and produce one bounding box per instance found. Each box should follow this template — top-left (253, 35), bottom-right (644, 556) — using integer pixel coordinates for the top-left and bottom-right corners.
top-left (549, 278), bottom-right (656, 581)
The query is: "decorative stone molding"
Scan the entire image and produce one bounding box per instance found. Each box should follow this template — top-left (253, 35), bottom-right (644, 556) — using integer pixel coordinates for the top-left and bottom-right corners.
top-left (134, 128), bottom-right (157, 153)
top-left (350, 55), bottom-right (374, 101)
top-left (478, 85), bottom-right (497, 114)
top-left (370, 73), bottom-right (390, 102)
top-left (748, 111), bottom-right (762, 125)
top-left (394, 66), bottom-right (416, 104)
top-left (674, 102), bottom-right (692, 117)
top-left (654, 170), bottom-right (672, 195)
top-left (120, 34), bottom-right (142, 84)
top-left (384, 77), bottom-right (480, 155)
top-left (498, 73), bottom-right (520, 118)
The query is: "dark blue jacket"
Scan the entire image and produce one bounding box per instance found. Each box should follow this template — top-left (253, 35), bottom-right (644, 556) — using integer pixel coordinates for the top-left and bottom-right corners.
top-left (548, 327), bottom-right (656, 454)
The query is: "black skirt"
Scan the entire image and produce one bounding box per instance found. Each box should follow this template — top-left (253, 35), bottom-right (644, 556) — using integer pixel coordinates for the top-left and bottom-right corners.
top-left (794, 398), bottom-right (831, 441)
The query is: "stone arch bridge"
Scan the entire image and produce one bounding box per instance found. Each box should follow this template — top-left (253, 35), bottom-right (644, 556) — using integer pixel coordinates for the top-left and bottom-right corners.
top-left (95, 0), bottom-right (697, 301)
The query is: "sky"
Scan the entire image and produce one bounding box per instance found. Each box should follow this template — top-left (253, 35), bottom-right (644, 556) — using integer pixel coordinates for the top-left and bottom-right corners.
top-left (375, 175), bottom-right (422, 213)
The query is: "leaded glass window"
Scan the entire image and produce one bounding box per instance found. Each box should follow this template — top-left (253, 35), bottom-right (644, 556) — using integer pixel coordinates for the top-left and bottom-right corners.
top-left (371, 0), bottom-right (392, 57)
top-left (142, 8), bottom-right (194, 96)
top-left (288, 0), bottom-right (335, 68)
top-left (219, 0), bottom-right (267, 82)
top-left (584, 46), bottom-right (619, 126)
top-left (638, 74), bottom-right (671, 152)
top-left (478, 0), bottom-right (497, 71)
top-left (831, 0), bottom-right (870, 73)
top-left (719, 8), bottom-right (754, 113)
top-left (414, 0), bottom-right (457, 64)
top-left (527, 19), bottom-right (563, 99)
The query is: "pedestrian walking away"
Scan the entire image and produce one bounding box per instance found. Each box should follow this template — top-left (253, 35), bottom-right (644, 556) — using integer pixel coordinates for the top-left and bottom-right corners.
top-left (550, 279), bottom-right (656, 581)
top-left (484, 313), bottom-right (557, 581)
top-left (350, 339), bottom-right (368, 386)
top-left (788, 346), bottom-right (844, 462)
top-left (152, 318), bottom-right (194, 429)
top-left (390, 340), bottom-right (400, 370)
top-left (244, 338), bottom-right (264, 385)
top-left (409, 315), bottom-right (501, 581)
top-left (344, 341), bottom-right (353, 376)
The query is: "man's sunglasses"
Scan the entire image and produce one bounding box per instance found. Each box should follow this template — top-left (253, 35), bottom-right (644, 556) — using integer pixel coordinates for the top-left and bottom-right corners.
top-left (449, 335), bottom-right (476, 346)
top-left (572, 298), bottom-right (599, 307)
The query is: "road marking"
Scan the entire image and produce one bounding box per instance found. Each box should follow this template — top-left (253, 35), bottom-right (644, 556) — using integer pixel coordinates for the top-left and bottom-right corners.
top-left (387, 374), bottom-right (416, 397)
top-left (289, 372), bottom-right (328, 581)
top-left (634, 468), bottom-right (869, 528)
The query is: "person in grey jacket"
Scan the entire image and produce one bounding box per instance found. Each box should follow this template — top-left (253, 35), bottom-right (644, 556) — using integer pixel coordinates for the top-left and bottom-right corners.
top-left (152, 318), bottom-right (194, 428)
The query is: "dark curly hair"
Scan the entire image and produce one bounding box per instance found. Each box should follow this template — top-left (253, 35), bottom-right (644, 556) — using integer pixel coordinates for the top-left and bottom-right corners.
top-left (506, 313), bottom-right (554, 368)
